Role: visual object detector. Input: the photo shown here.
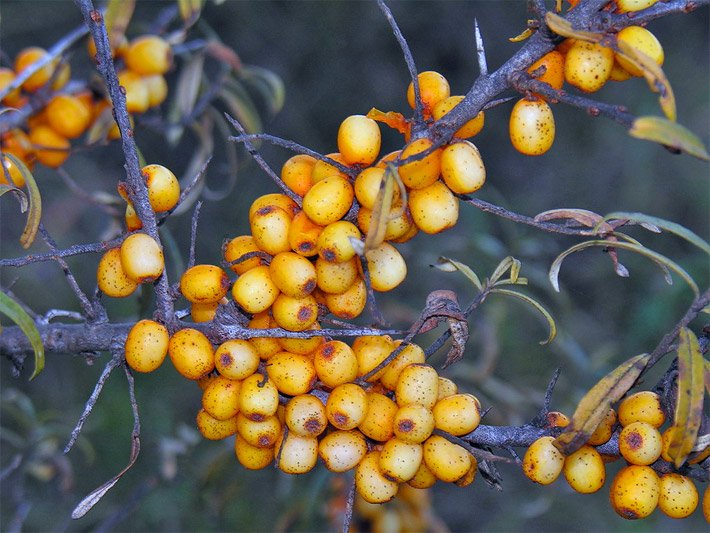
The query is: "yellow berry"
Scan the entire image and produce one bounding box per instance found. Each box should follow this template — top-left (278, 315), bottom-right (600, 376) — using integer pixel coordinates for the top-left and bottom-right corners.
top-left (180, 264), bottom-right (229, 304)
top-left (271, 293), bottom-right (318, 331)
top-left (545, 411), bottom-right (571, 429)
top-left (276, 433), bottom-right (319, 474)
top-left (618, 391), bottom-right (665, 428)
top-left (250, 206), bottom-right (292, 256)
top-left (284, 394), bottom-right (328, 437)
top-left (393, 404), bottom-right (435, 444)
top-left (354, 335), bottom-right (395, 382)
top-left (0, 155), bottom-right (26, 188)
top-left (616, 26), bottom-right (664, 77)
top-left (509, 97), bottom-right (555, 156)
top-left (379, 438), bottom-right (423, 482)
top-left (224, 235), bottom-right (267, 275)
top-left (615, 0), bottom-right (659, 12)
top-left (703, 485), bottom-right (709, 522)
top-left (563, 444), bottom-right (606, 494)
top-left (380, 342), bottom-right (425, 391)
top-left (354, 167), bottom-right (393, 210)
top-left (202, 375), bottom-right (241, 421)
top-left (97, 248), bottom-right (139, 298)
top-left (323, 276), bottom-right (367, 319)
top-left (214, 339), bottom-right (260, 380)
top-left (436, 377), bottom-right (458, 400)
top-left (423, 435), bottom-right (472, 483)
top-left (281, 154), bottom-right (316, 197)
top-left (237, 413), bottom-right (282, 448)
top-left (338, 114), bottom-right (381, 166)
top-left (196, 408), bottom-right (237, 440)
top-left (239, 373), bottom-right (279, 421)
top-left (356, 203), bottom-right (414, 242)
top-left (610, 465), bottom-right (660, 519)
top-left (398, 138), bottom-right (442, 190)
top-left (358, 391), bottom-right (397, 442)
top-left (45, 95), bottom-right (91, 139)
top-left (440, 140), bottom-right (486, 194)
top-left (313, 340), bottom-right (358, 388)
top-left (395, 364), bottom-right (439, 409)
top-left (432, 393), bottom-right (481, 436)
top-left (268, 251), bottom-right (317, 298)
top-left (408, 180), bottom-right (458, 234)
top-left (588, 408), bottom-right (617, 446)
top-left (355, 451), bottom-right (400, 504)
top-left (432, 95), bottom-right (484, 139)
top-left (522, 436), bottom-right (565, 485)
top-left (119, 233), bottom-right (165, 283)
top-left (124, 202), bottom-right (142, 231)
top-left (618, 421), bottom-right (662, 466)
top-left (142, 164), bottom-right (180, 212)
top-left (326, 383), bottom-right (368, 430)
top-left (317, 220), bottom-right (361, 263)
top-left (143, 74), bottom-right (168, 107)
top-left (249, 193), bottom-right (299, 222)
top-left (124, 35), bottom-right (172, 75)
top-left (235, 434), bottom-right (274, 470)
top-left (564, 40), bottom-right (614, 92)
top-left (315, 257), bottom-right (358, 294)
top-left (0, 68), bottom-right (22, 106)
top-left (319, 429), bottom-right (368, 473)
top-left (361, 242), bottom-right (407, 292)
top-left (29, 125), bottom-right (70, 168)
top-left (265, 351), bottom-right (316, 396)
top-left (407, 71), bottom-right (450, 115)
top-left (277, 322), bottom-right (323, 354)
top-left (231, 265), bottom-right (280, 314)
top-left (124, 319), bottom-right (169, 373)
top-left (168, 328), bottom-right (215, 380)
top-left (658, 473), bottom-right (698, 519)
top-left (302, 175), bottom-right (354, 226)
top-left (407, 461), bottom-right (437, 489)
top-left (191, 302), bottom-right (218, 323)
top-left (288, 211), bottom-right (324, 257)
top-left (117, 70), bottom-right (150, 114)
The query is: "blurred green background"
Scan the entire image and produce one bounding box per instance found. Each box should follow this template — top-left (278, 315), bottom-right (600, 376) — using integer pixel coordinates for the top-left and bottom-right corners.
top-left (1, 0), bottom-right (708, 531)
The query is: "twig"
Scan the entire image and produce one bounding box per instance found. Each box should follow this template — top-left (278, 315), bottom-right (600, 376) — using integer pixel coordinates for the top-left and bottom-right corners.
top-left (342, 478), bottom-right (356, 533)
top-left (56, 167), bottom-right (122, 218)
top-left (607, 0), bottom-right (710, 30)
top-left (474, 19), bottom-right (488, 76)
top-left (358, 255), bottom-right (387, 328)
top-left (0, 238), bottom-right (120, 268)
top-left (187, 201), bottom-right (202, 269)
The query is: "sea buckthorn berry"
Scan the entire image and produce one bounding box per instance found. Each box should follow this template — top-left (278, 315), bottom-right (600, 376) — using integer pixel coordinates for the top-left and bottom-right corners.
top-left (237, 413), bottom-right (282, 448)
top-left (588, 408), bottom-right (617, 446)
top-left (380, 343), bottom-right (426, 391)
top-left (319, 430), bottom-right (368, 473)
top-left (323, 276), bottom-right (367, 319)
top-left (362, 242), bottom-right (407, 292)
top-left (124, 202), bottom-right (142, 231)
top-left (610, 465), bottom-right (660, 519)
top-left (249, 193), bottom-right (299, 221)
top-left (658, 473), bottom-right (698, 519)
top-left (265, 351), bottom-right (316, 396)
top-left (354, 167), bottom-right (394, 210)
top-left (0, 68), bottom-right (22, 106)
top-left (142, 164), bottom-right (180, 212)
top-left (509, 97), bottom-right (555, 156)
top-left (196, 408), bottom-right (238, 440)
top-left (248, 312), bottom-right (281, 360)
top-left (276, 433), bottom-right (319, 474)
top-left (281, 154), bottom-right (316, 197)
top-left (239, 373), bottom-right (279, 421)
top-left (395, 364), bottom-right (439, 409)
top-left (703, 486), bottom-right (709, 522)
top-left (354, 335), bottom-right (396, 382)
top-left (14, 47), bottom-right (57, 92)
top-left (564, 40), bottom-right (614, 93)
top-left (224, 235), bottom-right (267, 274)
top-left (615, 26), bottom-right (664, 77)
top-left (268, 252), bottom-right (317, 298)
top-left (563, 445), bottom-right (606, 494)
top-left (313, 340), bottom-right (358, 388)
top-left (407, 71), bottom-right (450, 115)
top-left (271, 293), bottom-right (318, 331)
top-left (214, 339), bottom-right (260, 381)
top-left (432, 95), bottom-right (485, 139)
top-left (437, 377), bottom-right (458, 399)
top-left (356, 203), bottom-right (414, 242)
top-left (45, 95), bottom-right (91, 139)
top-left (455, 459), bottom-right (479, 488)
top-left (398, 138), bottom-right (442, 190)
top-left (29, 125), bottom-right (70, 168)
top-left (615, 0), bottom-right (658, 11)
top-left (124, 35), bottom-right (172, 75)
top-left (440, 140), bottom-right (486, 194)
top-left (235, 434), bottom-right (274, 470)
top-left (180, 264), bottom-right (230, 304)
top-left (285, 394), bottom-right (327, 437)
top-left (277, 322), bottom-right (324, 354)
top-left (168, 328), bottom-right (215, 379)
top-left (326, 383), bottom-right (368, 430)
top-left (1, 155), bottom-right (26, 188)
top-left (379, 438), bottom-right (423, 483)
top-left (390, 222), bottom-right (419, 244)
top-left (2, 129), bottom-right (34, 166)
top-left (545, 411), bottom-right (571, 429)
top-left (251, 205), bottom-right (292, 256)
top-left (609, 59), bottom-right (633, 82)
top-left (338, 114), bottom-right (381, 166)
top-left (356, 451), bottom-right (400, 504)
top-left (528, 50), bottom-right (566, 92)
top-left (618, 421), bottom-right (662, 465)
top-left (124, 319), bottom-right (169, 373)
top-left (393, 404), bottom-right (435, 444)
top-left (522, 436), bottom-right (565, 485)
top-left (317, 220), bottom-right (361, 263)
top-left (315, 257), bottom-right (358, 294)
top-left (288, 210), bottom-right (324, 257)
top-left (432, 393), bottom-right (481, 436)
top-left (407, 461), bottom-right (437, 489)
top-left (117, 70), bottom-right (150, 114)
top-left (202, 376), bottom-right (241, 421)
top-left (359, 391), bottom-right (397, 442)
top-left (143, 74), bottom-right (168, 107)
top-left (302, 175), bottom-right (354, 226)
top-left (618, 391), bottom-right (665, 428)
top-left (231, 265), bottom-right (279, 314)
top-left (408, 181), bottom-right (458, 234)
top-left (423, 435), bottom-right (472, 483)
top-left (311, 152), bottom-right (349, 183)
top-left (191, 301), bottom-right (219, 322)
top-left (97, 248), bottom-right (139, 298)
top-left (119, 233), bottom-right (164, 283)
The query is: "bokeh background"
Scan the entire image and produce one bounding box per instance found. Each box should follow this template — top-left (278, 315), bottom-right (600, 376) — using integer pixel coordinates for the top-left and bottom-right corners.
top-left (1, 1), bottom-right (708, 531)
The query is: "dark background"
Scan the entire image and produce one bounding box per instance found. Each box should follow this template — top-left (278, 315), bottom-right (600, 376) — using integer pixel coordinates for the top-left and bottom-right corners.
top-left (1, 1), bottom-right (708, 531)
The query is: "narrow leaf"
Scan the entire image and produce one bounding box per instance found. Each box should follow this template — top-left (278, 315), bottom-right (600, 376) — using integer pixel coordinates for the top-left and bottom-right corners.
top-left (600, 211), bottom-right (710, 255)
top-left (364, 165), bottom-right (395, 253)
top-left (629, 116), bottom-right (709, 161)
top-left (549, 240), bottom-right (699, 296)
top-left (554, 353), bottom-right (651, 454)
top-left (178, 0), bottom-right (203, 26)
top-left (705, 359), bottom-right (710, 396)
top-left (104, 0), bottom-right (135, 36)
top-left (240, 65), bottom-right (285, 116)
top-left (220, 80), bottom-right (262, 136)
top-left (0, 291), bottom-right (44, 380)
top-left (509, 27), bottom-right (535, 43)
top-left (434, 257), bottom-right (482, 291)
top-left (668, 328), bottom-right (705, 467)
top-left (489, 256), bottom-right (522, 285)
top-left (167, 53), bottom-right (205, 146)
top-left (544, 12), bottom-right (603, 42)
top-left (0, 183), bottom-right (28, 212)
top-left (5, 154), bottom-right (41, 249)
top-left (490, 288), bottom-right (556, 345)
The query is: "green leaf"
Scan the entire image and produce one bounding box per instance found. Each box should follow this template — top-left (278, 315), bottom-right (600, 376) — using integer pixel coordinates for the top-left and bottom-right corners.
top-left (239, 65), bottom-right (285, 116)
top-left (489, 256), bottom-right (522, 285)
top-left (554, 353), bottom-right (650, 454)
top-left (220, 78), bottom-right (262, 136)
top-left (668, 328), bottom-right (705, 467)
top-left (489, 288), bottom-right (556, 345)
top-left (167, 53), bottom-right (205, 146)
top-left (629, 116), bottom-right (709, 161)
top-left (549, 240), bottom-right (699, 296)
top-left (5, 154), bottom-right (41, 249)
top-left (0, 292), bottom-right (44, 380)
top-left (433, 257), bottom-right (482, 291)
top-left (599, 212), bottom-right (710, 255)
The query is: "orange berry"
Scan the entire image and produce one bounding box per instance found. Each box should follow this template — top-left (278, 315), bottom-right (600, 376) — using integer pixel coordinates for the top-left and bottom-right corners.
top-left (180, 264), bottom-right (230, 304)
top-left (14, 47), bottom-right (57, 92)
top-left (618, 391), bottom-right (665, 428)
top-left (190, 301), bottom-right (218, 323)
top-left (311, 152), bottom-right (349, 183)
top-left (0, 68), bottom-right (22, 106)
top-left (281, 154), bottom-right (316, 197)
top-left (276, 322), bottom-right (323, 354)
top-left (359, 392), bottom-right (397, 442)
top-left (196, 408), bottom-right (238, 440)
top-left (0, 155), bottom-right (26, 188)
top-left (588, 408), bottom-right (617, 446)
top-left (323, 276), bottom-right (367, 319)
top-left (45, 95), bottom-right (92, 139)
top-left (527, 50), bottom-right (565, 91)
top-left (354, 335), bottom-right (395, 382)
top-left (287, 210), bottom-right (324, 257)
top-left (432, 95), bottom-right (484, 139)
top-left (124, 319), bottom-right (169, 373)
top-left (117, 70), bottom-right (150, 114)
top-left (202, 375), bottom-right (241, 420)
top-left (29, 125), bottom-right (70, 168)
top-left (124, 35), bottom-right (172, 75)
top-left (407, 71), bottom-right (450, 115)
top-left (97, 247), bottom-right (139, 298)
top-left (509, 97), bottom-right (555, 156)
top-left (398, 138), bottom-right (442, 190)
top-left (354, 167), bottom-right (392, 210)
top-left (235, 434), bottom-right (275, 470)
top-left (610, 465), bottom-right (660, 519)
top-left (168, 328), bottom-right (215, 380)
top-left (224, 235), bottom-right (268, 275)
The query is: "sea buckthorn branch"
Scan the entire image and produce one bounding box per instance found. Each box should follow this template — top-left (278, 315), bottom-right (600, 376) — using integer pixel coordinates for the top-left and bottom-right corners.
top-left (608, 0), bottom-right (709, 29)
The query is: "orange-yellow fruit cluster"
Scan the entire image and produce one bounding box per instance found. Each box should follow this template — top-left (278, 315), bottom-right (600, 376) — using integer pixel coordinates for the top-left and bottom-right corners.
top-left (509, 25), bottom-right (665, 156)
top-left (522, 390), bottom-right (705, 522)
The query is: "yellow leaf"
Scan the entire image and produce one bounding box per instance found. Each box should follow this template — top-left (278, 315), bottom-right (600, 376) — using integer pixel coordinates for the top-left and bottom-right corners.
top-left (554, 353), bottom-right (651, 454)
top-left (544, 12), bottom-right (603, 42)
top-left (105, 0), bottom-right (135, 37)
top-left (4, 154), bottom-right (41, 249)
top-left (509, 27), bottom-right (535, 43)
top-left (667, 328), bottom-right (705, 468)
top-left (629, 116), bottom-right (710, 161)
top-left (364, 164), bottom-right (396, 253)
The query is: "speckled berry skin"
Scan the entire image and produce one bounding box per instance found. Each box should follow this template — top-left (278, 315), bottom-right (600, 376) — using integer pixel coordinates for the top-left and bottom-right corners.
top-left (509, 97), bottom-right (555, 156)
top-left (124, 319), bottom-right (169, 373)
top-left (522, 436), bottom-right (565, 485)
top-left (610, 465), bottom-right (660, 519)
top-left (563, 444), bottom-right (606, 494)
top-left (564, 41), bottom-right (614, 93)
